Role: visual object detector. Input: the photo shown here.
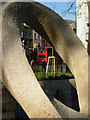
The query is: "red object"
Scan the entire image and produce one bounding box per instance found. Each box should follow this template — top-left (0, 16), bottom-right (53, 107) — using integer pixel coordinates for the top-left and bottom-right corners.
top-left (37, 47), bottom-right (52, 64)
top-left (25, 46), bottom-right (28, 48)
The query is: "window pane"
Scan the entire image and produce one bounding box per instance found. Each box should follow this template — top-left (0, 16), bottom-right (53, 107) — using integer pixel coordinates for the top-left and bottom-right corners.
top-left (38, 48), bottom-right (46, 53)
top-left (38, 55), bottom-right (46, 58)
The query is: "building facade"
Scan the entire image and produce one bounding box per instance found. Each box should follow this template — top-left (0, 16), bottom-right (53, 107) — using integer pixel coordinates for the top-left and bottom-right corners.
top-left (20, 23), bottom-right (42, 49)
top-left (76, 0), bottom-right (89, 49)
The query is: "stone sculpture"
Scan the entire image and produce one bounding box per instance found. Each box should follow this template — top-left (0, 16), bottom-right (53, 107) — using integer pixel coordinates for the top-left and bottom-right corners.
top-left (2, 2), bottom-right (89, 118)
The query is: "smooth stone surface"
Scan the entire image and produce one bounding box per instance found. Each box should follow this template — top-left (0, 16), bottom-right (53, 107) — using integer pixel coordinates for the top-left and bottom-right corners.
top-left (2, 2), bottom-right (89, 118)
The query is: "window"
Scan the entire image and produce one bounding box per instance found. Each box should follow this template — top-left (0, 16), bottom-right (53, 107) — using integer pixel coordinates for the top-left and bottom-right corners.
top-left (25, 32), bottom-right (28, 38)
top-left (38, 35), bottom-right (40, 40)
top-left (34, 33), bottom-right (36, 39)
top-left (20, 32), bottom-right (23, 38)
top-left (38, 48), bottom-right (46, 53)
top-left (38, 55), bottom-right (46, 58)
top-left (29, 33), bottom-right (32, 39)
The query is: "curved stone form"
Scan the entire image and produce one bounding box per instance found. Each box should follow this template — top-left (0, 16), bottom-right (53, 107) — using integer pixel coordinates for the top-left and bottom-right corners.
top-left (2, 2), bottom-right (89, 118)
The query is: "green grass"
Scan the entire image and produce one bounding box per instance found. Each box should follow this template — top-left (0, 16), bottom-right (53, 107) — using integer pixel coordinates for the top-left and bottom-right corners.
top-left (35, 72), bottom-right (74, 81)
top-left (0, 80), bottom-right (3, 84)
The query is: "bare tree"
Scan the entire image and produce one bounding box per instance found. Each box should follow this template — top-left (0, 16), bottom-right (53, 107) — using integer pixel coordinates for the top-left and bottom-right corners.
top-left (63, 1), bottom-right (75, 15)
top-left (50, 2), bottom-right (56, 11)
top-left (53, 2), bottom-right (56, 11)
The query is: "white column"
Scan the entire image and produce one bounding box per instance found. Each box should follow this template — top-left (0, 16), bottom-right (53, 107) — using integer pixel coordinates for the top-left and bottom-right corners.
top-left (76, 0), bottom-right (89, 49)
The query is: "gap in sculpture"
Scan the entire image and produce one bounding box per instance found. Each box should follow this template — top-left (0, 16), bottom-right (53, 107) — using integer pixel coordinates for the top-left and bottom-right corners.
top-left (18, 22), bottom-right (80, 113)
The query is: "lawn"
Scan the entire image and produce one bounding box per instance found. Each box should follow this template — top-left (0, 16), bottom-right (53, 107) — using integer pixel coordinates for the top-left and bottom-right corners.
top-left (0, 80), bottom-right (3, 84)
top-left (35, 72), bottom-right (74, 81)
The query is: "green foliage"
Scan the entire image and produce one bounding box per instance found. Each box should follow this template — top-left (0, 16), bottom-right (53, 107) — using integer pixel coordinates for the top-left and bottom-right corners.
top-left (35, 72), bottom-right (74, 81)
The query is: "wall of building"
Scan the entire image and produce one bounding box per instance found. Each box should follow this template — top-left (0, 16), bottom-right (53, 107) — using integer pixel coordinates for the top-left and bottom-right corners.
top-left (20, 23), bottom-right (42, 49)
top-left (88, 2), bottom-right (90, 55)
top-left (32, 30), bottom-right (42, 48)
top-left (76, 0), bottom-right (89, 49)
